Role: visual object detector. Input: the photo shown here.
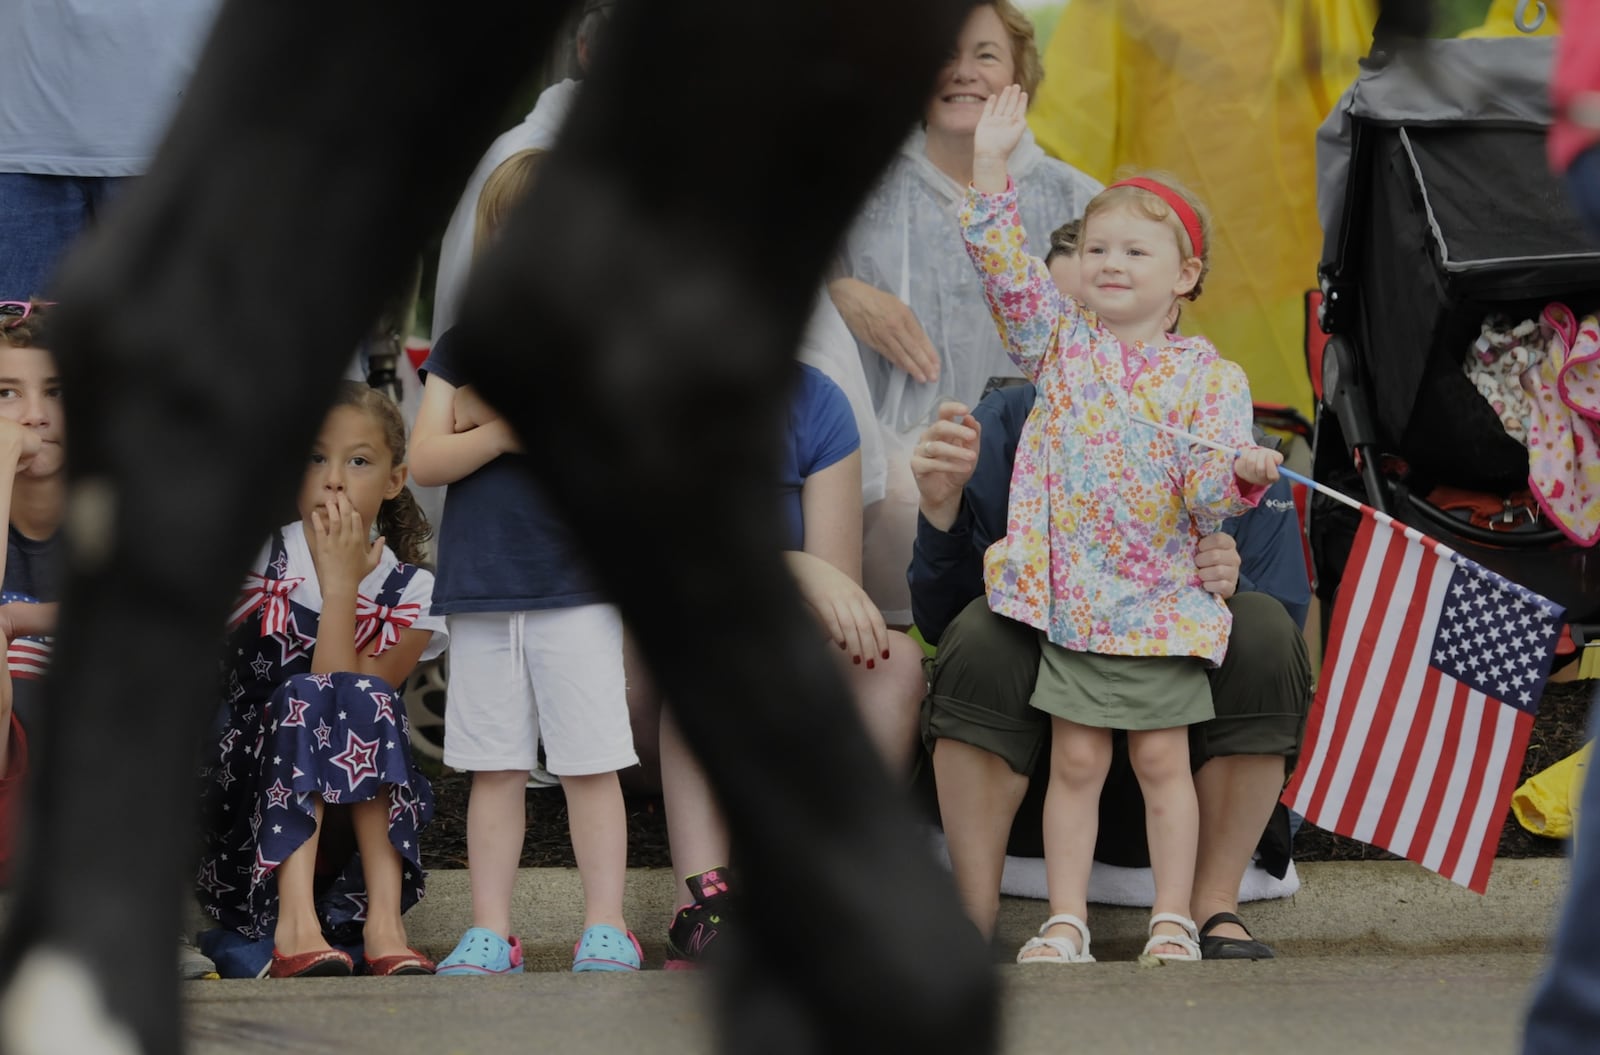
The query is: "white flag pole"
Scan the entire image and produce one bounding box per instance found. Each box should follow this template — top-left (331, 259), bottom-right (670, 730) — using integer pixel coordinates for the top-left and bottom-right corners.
top-left (1129, 415), bottom-right (1365, 514)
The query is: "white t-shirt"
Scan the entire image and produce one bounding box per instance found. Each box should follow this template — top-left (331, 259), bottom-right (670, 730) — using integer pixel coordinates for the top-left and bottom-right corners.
top-left (253, 521), bottom-right (450, 663)
top-left (0, 0), bottom-right (222, 176)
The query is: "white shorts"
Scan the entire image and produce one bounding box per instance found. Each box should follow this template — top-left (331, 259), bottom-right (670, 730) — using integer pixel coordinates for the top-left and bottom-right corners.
top-left (442, 605), bottom-right (638, 776)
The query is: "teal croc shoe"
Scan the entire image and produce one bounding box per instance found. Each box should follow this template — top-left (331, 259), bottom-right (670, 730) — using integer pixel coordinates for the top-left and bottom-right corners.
top-left (572, 924), bottom-right (642, 972)
top-left (436, 927), bottom-right (524, 976)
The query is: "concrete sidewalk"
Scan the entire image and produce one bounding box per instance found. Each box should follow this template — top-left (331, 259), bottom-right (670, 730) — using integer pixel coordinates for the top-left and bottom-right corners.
top-left (383, 857), bottom-right (1569, 971)
top-left (176, 860), bottom-right (1573, 1055)
top-left (186, 952), bottom-right (1552, 1055)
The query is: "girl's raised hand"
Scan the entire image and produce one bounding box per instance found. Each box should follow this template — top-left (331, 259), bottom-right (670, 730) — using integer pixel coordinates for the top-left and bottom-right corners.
top-left (307, 493), bottom-right (383, 594)
top-left (1234, 445), bottom-right (1284, 487)
top-left (973, 84), bottom-right (1029, 164)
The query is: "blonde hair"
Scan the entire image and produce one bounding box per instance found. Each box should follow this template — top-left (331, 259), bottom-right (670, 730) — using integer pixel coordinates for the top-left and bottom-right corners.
top-left (1082, 170), bottom-right (1213, 301)
top-left (990, 1), bottom-right (1044, 99)
top-left (473, 148), bottom-right (547, 252)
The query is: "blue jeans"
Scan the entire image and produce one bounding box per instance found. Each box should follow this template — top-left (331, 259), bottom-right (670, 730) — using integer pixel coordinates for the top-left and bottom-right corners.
top-left (1522, 687), bottom-right (1600, 1054)
top-left (1569, 145), bottom-right (1600, 243)
top-left (0, 173), bottom-right (130, 301)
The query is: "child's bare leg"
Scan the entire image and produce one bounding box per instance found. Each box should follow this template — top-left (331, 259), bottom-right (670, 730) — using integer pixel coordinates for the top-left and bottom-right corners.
top-left (272, 798), bottom-right (332, 956)
top-left (1024, 717), bottom-right (1110, 960)
top-left (1128, 727), bottom-right (1199, 956)
top-left (466, 769), bottom-right (529, 937)
top-left (660, 706), bottom-right (730, 901)
top-left (561, 771), bottom-right (628, 930)
top-left (350, 792), bottom-right (410, 959)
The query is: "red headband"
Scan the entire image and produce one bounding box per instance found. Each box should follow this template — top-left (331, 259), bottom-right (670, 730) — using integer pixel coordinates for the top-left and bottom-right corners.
top-left (1107, 178), bottom-right (1205, 259)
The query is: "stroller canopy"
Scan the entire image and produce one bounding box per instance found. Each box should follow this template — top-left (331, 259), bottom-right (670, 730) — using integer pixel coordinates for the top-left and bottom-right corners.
top-left (1316, 37), bottom-right (1600, 491)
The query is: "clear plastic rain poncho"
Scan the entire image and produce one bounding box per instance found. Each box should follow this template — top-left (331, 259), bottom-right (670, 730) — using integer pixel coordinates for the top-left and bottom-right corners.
top-left (836, 126), bottom-right (1102, 438)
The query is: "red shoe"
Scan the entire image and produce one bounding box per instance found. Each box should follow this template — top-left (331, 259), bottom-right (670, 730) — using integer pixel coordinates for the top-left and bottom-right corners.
top-left (267, 947), bottom-right (354, 978)
top-left (364, 949), bottom-right (436, 976)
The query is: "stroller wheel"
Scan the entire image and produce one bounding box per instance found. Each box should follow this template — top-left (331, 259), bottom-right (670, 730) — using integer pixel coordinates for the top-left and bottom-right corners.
top-left (404, 655), bottom-right (448, 762)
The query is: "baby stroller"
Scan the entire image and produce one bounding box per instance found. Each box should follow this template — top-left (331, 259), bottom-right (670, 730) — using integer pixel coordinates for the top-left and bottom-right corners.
top-left (1308, 35), bottom-right (1600, 660)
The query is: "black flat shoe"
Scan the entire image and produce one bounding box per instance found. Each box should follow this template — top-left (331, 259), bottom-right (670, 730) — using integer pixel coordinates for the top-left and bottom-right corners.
top-left (1197, 912), bottom-right (1275, 960)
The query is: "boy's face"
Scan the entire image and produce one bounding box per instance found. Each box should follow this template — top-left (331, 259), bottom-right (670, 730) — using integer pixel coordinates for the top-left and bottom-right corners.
top-left (0, 344), bottom-right (64, 479)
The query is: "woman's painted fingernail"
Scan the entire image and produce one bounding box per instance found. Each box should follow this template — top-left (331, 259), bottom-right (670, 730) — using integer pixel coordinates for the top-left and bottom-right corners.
top-left (853, 656), bottom-right (862, 665)
top-left (881, 649), bottom-right (891, 660)
top-left (866, 659), bottom-right (876, 669)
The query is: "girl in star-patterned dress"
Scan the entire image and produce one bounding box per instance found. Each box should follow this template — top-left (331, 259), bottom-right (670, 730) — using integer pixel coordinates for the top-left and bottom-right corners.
top-left (197, 382), bottom-right (448, 978)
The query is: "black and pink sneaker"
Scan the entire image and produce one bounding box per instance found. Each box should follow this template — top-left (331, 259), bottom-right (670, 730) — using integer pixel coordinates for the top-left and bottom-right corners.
top-left (665, 867), bottom-right (735, 970)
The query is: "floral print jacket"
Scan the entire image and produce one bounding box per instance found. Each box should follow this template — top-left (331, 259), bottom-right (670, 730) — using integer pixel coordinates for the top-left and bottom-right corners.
top-left (959, 183), bottom-right (1262, 664)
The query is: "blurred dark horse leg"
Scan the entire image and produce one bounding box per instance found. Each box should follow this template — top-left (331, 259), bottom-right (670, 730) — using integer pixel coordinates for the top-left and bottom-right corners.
top-left (0, 0), bottom-right (994, 1053)
top-left (457, 3), bottom-right (994, 1050)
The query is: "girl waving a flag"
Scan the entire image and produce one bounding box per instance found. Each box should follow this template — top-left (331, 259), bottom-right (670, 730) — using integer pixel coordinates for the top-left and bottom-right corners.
top-left (959, 86), bottom-right (1282, 965)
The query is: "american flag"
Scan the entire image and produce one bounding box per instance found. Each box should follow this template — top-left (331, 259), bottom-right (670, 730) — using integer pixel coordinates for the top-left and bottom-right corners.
top-left (1, 590), bottom-right (51, 680)
top-left (1281, 508), bottom-right (1564, 894)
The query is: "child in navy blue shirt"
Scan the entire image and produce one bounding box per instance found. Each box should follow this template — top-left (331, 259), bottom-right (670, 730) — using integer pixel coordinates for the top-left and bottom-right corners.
top-left (410, 148), bottom-right (639, 975)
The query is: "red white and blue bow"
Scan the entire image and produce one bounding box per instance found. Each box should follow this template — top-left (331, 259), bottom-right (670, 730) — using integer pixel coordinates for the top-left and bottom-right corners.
top-left (229, 573), bottom-right (305, 634)
top-left (354, 596), bottom-right (422, 656)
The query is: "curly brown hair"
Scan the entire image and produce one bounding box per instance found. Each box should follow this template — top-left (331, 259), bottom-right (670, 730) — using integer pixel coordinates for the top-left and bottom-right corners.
top-left (1045, 217), bottom-right (1083, 265)
top-left (326, 380), bottom-right (433, 566)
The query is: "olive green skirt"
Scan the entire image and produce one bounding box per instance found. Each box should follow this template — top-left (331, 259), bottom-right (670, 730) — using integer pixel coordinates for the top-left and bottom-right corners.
top-left (1029, 638), bottom-right (1214, 730)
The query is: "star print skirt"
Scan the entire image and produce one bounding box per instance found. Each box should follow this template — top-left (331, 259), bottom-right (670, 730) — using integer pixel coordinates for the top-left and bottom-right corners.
top-left (197, 671), bottom-right (435, 943)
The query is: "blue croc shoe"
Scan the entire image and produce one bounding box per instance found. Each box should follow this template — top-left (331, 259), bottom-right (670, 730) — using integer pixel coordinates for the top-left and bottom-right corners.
top-left (436, 927), bottom-right (524, 976)
top-left (572, 924), bottom-right (642, 972)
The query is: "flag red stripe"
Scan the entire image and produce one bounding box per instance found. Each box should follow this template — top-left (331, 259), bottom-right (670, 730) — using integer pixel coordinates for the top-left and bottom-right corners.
top-left (1334, 542), bottom-right (1440, 836)
top-left (1467, 712), bottom-right (1534, 893)
top-left (1407, 677), bottom-right (1472, 857)
top-left (1303, 520), bottom-right (1409, 823)
top-left (1280, 515), bottom-right (1382, 813)
top-left (1443, 701), bottom-right (1520, 889)
top-left (1370, 663), bottom-right (1445, 851)
top-left (1283, 515), bottom-right (1384, 811)
top-left (1437, 693), bottom-right (1505, 881)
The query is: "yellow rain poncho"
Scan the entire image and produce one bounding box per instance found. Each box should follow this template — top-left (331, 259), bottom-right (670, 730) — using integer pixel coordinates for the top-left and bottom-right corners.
top-left (1513, 740), bottom-right (1590, 842)
top-left (1029, 0), bottom-right (1378, 417)
top-left (1028, 1), bottom-right (1560, 418)
top-left (1459, 0), bottom-right (1561, 37)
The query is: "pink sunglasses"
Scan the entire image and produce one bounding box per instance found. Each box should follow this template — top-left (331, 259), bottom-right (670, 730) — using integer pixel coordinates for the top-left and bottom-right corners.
top-left (0, 301), bottom-right (54, 328)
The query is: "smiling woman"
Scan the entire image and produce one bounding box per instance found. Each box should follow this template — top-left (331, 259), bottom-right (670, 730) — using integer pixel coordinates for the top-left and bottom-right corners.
top-left (825, 0), bottom-right (1100, 624)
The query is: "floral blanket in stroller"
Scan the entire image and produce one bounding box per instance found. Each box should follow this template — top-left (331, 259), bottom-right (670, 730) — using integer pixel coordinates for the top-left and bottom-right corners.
top-left (1528, 305), bottom-right (1600, 543)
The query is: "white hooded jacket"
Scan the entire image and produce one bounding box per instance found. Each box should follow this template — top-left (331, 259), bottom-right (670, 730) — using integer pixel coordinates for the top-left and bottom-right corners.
top-left (837, 127), bottom-right (1102, 437)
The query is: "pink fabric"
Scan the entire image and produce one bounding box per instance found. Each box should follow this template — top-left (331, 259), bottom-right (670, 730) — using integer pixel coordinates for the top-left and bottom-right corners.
top-left (1526, 303), bottom-right (1600, 545)
top-left (1549, 0), bottom-right (1600, 173)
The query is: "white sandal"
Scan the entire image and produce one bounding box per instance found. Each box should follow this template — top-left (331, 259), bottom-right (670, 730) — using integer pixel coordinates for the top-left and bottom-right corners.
top-left (1140, 912), bottom-right (1202, 963)
top-left (1016, 913), bottom-right (1094, 965)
